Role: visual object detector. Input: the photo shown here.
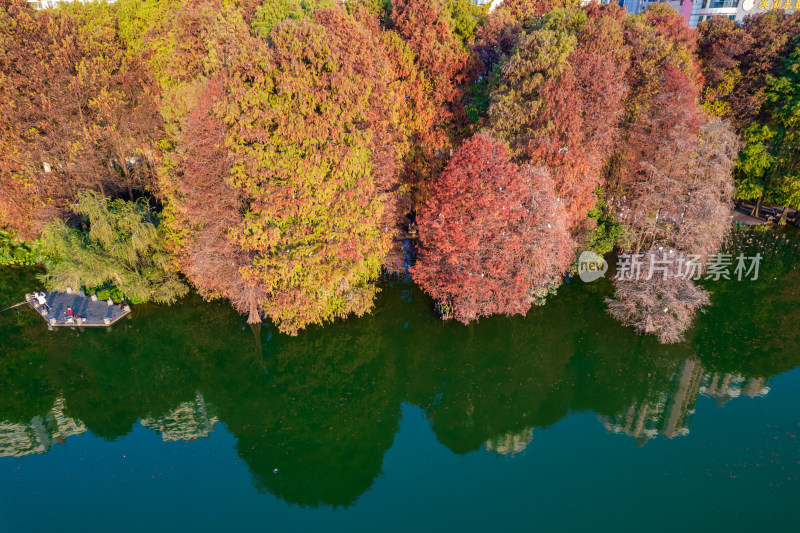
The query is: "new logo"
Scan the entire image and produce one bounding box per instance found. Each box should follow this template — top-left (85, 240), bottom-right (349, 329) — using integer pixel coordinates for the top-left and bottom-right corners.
top-left (577, 251), bottom-right (608, 283)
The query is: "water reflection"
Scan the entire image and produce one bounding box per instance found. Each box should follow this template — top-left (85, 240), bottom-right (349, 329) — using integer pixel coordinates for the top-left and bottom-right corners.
top-left (601, 359), bottom-right (770, 445)
top-left (1, 227), bottom-right (799, 507)
top-left (140, 393), bottom-right (218, 442)
top-left (0, 397), bottom-right (85, 457)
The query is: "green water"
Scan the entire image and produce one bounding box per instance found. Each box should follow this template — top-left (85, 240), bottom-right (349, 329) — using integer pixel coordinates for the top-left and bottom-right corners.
top-left (1, 228), bottom-right (800, 531)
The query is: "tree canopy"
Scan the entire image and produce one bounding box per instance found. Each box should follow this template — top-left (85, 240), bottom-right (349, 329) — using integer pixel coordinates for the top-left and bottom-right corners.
top-left (38, 191), bottom-right (187, 304)
top-left (0, 0), bottom-right (161, 238)
top-left (411, 134), bottom-right (573, 323)
top-left (0, 0), bottom-right (780, 342)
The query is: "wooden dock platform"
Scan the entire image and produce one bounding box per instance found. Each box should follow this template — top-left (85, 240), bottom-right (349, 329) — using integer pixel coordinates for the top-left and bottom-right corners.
top-left (26, 290), bottom-right (131, 328)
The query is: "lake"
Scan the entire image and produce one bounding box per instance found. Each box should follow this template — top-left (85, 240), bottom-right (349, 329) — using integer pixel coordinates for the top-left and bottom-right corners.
top-left (1, 227), bottom-right (799, 532)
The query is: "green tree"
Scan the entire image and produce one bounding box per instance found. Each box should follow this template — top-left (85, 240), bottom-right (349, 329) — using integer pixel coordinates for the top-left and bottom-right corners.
top-left (445, 0), bottom-right (487, 49)
top-left (115, 0), bottom-right (184, 51)
top-left (38, 191), bottom-right (188, 304)
top-left (250, 0), bottom-right (336, 38)
top-left (737, 41), bottom-right (800, 222)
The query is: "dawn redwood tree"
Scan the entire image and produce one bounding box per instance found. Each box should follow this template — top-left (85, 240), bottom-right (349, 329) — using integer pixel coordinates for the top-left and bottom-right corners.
top-left (0, 0), bottom-right (162, 238)
top-left (695, 16), bottom-right (749, 118)
top-left (148, 0), bottom-right (255, 197)
top-left (674, 119), bottom-right (739, 257)
top-left (620, 111), bottom-right (738, 259)
top-left (391, 0), bottom-right (469, 121)
top-left (606, 250), bottom-right (711, 344)
top-left (155, 2), bottom-right (410, 331)
top-left (391, 0), bottom-right (471, 198)
top-left (608, 112), bottom-right (737, 346)
top-left (608, 5), bottom-right (703, 195)
top-left (165, 78), bottom-right (267, 323)
top-left (487, 20), bottom-right (576, 154)
top-left (473, 0), bottom-right (580, 76)
top-left (697, 11), bottom-right (800, 130)
top-left (411, 134), bottom-right (574, 324)
top-left (736, 41), bottom-right (800, 222)
top-left (444, 0), bottom-right (487, 50)
top-left (473, 7), bottom-right (524, 75)
top-left (499, 0), bottom-right (579, 21)
top-left (131, 0), bottom-right (261, 318)
top-left (613, 6), bottom-right (737, 257)
top-left (729, 11), bottom-right (800, 127)
top-left (82, 71), bottom-right (163, 203)
top-left (116, 0), bottom-right (183, 50)
top-left (620, 5), bottom-right (701, 120)
top-left (603, 6), bottom-right (739, 343)
top-left (609, 95), bottom-right (738, 345)
top-left (211, 8), bottom-right (405, 334)
top-left (250, 0), bottom-right (337, 38)
top-left (131, 0), bottom-right (253, 142)
top-left (487, 5), bottom-right (628, 237)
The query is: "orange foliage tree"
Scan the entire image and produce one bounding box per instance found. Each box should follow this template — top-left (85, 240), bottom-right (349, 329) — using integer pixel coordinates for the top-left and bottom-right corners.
top-left (0, 0), bottom-right (161, 238)
top-left (166, 6), bottom-right (406, 334)
top-left (390, 0), bottom-right (472, 200)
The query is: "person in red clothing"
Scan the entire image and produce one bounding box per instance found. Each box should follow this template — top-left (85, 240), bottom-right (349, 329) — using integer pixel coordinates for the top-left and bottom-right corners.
top-left (65, 306), bottom-right (75, 323)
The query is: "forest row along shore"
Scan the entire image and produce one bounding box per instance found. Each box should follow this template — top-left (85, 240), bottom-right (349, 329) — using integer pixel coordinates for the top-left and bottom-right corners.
top-left (2, 0), bottom-right (800, 343)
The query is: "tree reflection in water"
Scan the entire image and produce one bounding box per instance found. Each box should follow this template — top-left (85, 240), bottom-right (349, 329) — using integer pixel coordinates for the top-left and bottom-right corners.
top-left (1, 228), bottom-right (799, 507)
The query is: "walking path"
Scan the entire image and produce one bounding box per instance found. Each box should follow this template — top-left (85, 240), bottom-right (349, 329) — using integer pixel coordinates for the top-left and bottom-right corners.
top-left (730, 206), bottom-right (767, 226)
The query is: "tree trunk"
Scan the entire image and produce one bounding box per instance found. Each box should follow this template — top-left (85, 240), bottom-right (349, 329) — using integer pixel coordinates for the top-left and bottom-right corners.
top-left (751, 195), bottom-right (763, 218)
top-left (781, 205), bottom-right (789, 225)
top-left (247, 297), bottom-right (261, 325)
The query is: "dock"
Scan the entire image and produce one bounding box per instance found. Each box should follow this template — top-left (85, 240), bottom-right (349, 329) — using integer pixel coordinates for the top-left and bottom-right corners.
top-left (26, 289), bottom-right (131, 328)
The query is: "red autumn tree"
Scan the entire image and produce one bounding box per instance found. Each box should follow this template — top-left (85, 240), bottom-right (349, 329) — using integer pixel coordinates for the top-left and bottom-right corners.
top-left (167, 77), bottom-right (266, 323)
top-left (150, 0), bottom-right (258, 314)
top-left (473, 6), bottom-right (524, 76)
top-left (619, 90), bottom-right (738, 258)
top-left (596, 6), bottom-right (740, 343)
top-left (378, 29), bottom-right (449, 208)
top-left (391, 0), bottom-right (469, 122)
top-left (473, 0), bottom-right (582, 76)
top-left (612, 6), bottom-right (736, 258)
top-left (499, 0), bottom-right (579, 21)
top-left (132, 0), bottom-right (253, 140)
top-left (607, 4), bottom-right (703, 196)
top-left (411, 134), bottom-right (574, 324)
top-left (487, 4), bottom-right (629, 237)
